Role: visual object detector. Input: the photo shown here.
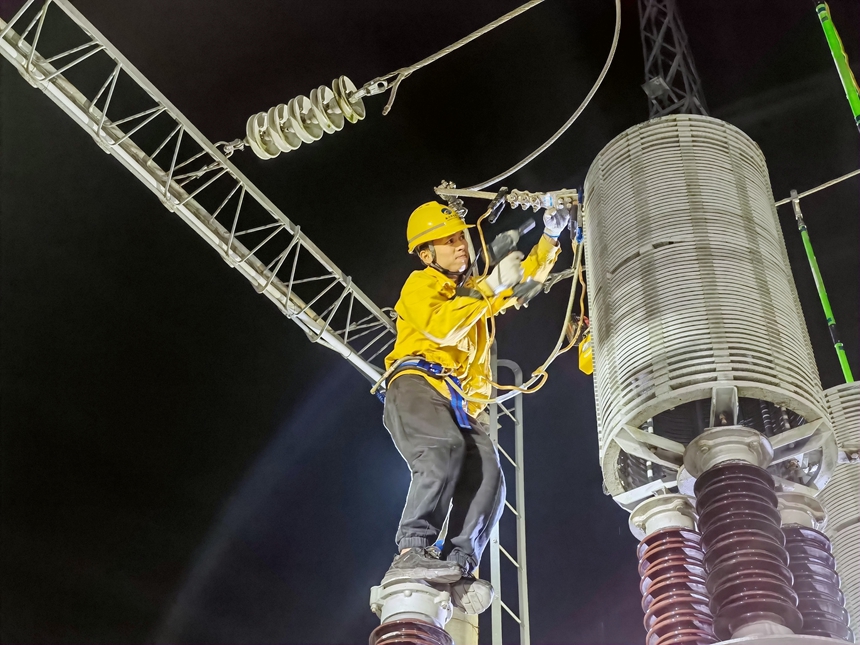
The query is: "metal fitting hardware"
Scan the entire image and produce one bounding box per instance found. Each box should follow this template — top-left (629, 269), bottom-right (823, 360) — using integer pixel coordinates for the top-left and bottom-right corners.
top-left (778, 492), bottom-right (827, 530)
top-left (684, 426), bottom-right (774, 478)
top-left (629, 494), bottom-right (697, 540)
top-left (369, 580), bottom-right (453, 628)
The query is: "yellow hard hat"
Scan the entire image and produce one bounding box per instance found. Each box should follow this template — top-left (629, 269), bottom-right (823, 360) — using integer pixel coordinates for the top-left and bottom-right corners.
top-left (406, 202), bottom-right (473, 253)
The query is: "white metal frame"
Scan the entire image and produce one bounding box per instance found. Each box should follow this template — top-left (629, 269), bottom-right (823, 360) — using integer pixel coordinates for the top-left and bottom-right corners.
top-left (0, 0), bottom-right (395, 384)
top-left (488, 352), bottom-right (530, 645)
top-left (2, 4), bottom-right (540, 641)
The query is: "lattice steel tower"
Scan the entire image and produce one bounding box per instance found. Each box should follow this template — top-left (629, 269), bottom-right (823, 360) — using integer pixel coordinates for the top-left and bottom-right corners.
top-left (638, 0), bottom-right (708, 117)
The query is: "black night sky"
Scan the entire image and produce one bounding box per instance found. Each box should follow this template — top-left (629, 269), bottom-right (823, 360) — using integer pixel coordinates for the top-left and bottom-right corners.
top-left (1, 1), bottom-right (858, 643)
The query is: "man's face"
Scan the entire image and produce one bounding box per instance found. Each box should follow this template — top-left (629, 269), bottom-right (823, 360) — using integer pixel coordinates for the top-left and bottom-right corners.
top-left (420, 230), bottom-right (469, 273)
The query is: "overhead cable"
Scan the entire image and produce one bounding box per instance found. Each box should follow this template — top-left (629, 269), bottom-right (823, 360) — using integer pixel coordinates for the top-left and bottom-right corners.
top-left (357, 0), bottom-right (546, 115)
top-left (465, 0), bottom-right (622, 190)
top-left (774, 168), bottom-right (860, 206)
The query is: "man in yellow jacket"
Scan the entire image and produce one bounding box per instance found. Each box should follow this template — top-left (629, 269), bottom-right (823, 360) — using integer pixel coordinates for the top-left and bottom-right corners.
top-left (380, 201), bottom-right (566, 614)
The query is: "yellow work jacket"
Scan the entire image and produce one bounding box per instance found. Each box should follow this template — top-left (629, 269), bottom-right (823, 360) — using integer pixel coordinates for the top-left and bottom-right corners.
top-left (385, 235), bottom-right (561, 417)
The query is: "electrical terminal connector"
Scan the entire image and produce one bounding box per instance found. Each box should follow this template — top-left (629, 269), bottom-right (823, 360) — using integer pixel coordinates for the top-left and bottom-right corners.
top-left (437, 181), bottom-right (468, 218)
top-left (507, 188), bottom-right (577, 213)
top-left (434, 183), bottom-right (579, 215)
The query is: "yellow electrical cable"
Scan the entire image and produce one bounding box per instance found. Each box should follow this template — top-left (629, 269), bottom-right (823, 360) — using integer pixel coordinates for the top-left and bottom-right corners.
top-left (475, 208), bottom-right (493, 279)
top-left (559, 256), bottom-right (588, 354)
top-left (474, 208), bottom-right (499, 349)
top-left (372, 211), bottom-right (587, 406)
top-left (484, 242), bottom-right (585, 394)
top-left (445, 230), bottom-right (585, 404)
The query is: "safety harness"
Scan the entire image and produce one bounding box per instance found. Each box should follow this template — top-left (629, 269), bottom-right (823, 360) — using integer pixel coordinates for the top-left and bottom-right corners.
top-left (382, 359), bottom-right (472, 431)
top-left (374, 263), bottom-right (476, 431)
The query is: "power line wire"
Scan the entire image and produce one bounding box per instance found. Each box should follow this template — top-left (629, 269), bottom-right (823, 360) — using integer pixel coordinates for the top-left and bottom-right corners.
top-left (775, 168), bottom-right (860, 206)
top-left (359, 0), bottom-right (546, 115)
top-left (465, 0), bottom-right (622, 190)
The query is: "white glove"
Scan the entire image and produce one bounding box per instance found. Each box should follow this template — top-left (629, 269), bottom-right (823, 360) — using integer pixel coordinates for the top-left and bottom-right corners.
top-left (543, 207), bottom-right (571, 239)
top-left (484, 252), bottom-right (524, 295)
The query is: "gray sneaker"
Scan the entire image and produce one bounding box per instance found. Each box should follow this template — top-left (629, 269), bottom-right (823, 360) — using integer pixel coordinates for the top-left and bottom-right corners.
top-left (381, 547), bottom-right (463, 585)
top-left (449, 574), bottom-right (494, 615)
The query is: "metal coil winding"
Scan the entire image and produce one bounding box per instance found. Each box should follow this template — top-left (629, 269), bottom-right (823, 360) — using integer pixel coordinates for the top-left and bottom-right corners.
top-left (784, 526), bottom-right (854, 642)
top-left (694, 462), bottom-right (802, 640)
top-left (582, 115), bottom-right (832, 500)
top-left (821, 382), bottom-right (860, 634)
top-left (245, 76), bottom-right (365, 159)
top-left (637, 527), bottom-right (716, 645)
top-left (621, 451), bottom-right (653, 489)
top-left (760, 400), bottom-right (776, 437)
top-left (825, 381), bottom-right (860, 451)
top-left (368, 619), bottom-right (453, 645)
top-left (652, 402), bottom-right (705, 445)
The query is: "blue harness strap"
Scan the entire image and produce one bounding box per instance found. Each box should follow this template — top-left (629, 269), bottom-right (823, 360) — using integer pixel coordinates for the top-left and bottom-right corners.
top-left (384, 359), bottom-right (471, 430)
top-left (444, 374), bottom-right (471, 431)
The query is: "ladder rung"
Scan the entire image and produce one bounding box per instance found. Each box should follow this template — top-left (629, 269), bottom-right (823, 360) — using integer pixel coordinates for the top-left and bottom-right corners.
top-left (499, 544), bottom-right (520, 568)
top-left (497, 443), bottom-right (518, 469)
top-left (498, 403), bottom-right (517, 423)
top-left (500, 599), bottom-right (522, 624)
top-left (504, 499), bottom-right (519, 516)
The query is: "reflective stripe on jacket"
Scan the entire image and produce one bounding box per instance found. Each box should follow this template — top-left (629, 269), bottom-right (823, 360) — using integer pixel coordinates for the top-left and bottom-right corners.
top-left (385, 235), bottom-right (561, 417)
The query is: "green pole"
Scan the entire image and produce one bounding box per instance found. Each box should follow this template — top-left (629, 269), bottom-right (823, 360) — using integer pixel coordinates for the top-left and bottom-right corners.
top-left (815, 2), bottom-right (860, 131)
top-left (790, 191), bottom-right (854, 382)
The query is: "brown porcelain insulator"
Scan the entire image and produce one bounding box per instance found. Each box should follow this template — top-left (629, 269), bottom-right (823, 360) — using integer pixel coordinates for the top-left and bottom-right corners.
top-left (783, 525), bottom-right (854, 643)
top-left (694, 462), bottom-right (803, 640)
top-left (638, 527), bottom-right (717, 645)
top-left (369, 619), bottom-right (453, 645)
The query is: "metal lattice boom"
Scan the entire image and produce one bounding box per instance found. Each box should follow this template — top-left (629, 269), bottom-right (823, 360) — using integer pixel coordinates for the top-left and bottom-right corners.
top-left (638, 0), bottom-right (707, 118)
top-left (0, 0), bottom-right (395, 384)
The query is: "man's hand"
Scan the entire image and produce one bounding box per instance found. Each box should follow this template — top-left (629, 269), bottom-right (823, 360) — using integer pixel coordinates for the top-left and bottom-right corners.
top-left (543, 207), bottom-right (571, 240)
top-left (483, 252), bottom-right (525, 295)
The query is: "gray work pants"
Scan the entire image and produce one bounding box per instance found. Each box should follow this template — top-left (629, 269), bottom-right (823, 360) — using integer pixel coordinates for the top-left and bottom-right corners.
top-left (383, 374), bottom-right (505, 573)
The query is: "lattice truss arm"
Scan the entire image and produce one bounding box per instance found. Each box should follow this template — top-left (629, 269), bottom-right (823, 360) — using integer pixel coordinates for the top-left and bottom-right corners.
top-left (0, 0), bottom-right (395, 383)
top-left (638, 0), bottom-right (708, 117)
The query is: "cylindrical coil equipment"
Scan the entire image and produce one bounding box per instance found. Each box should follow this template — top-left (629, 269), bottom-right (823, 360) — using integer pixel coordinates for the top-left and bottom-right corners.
top-left (820, 382), bottom-right (860, 634)
top-left (783, 525), bottom-right (854, 642)
top-left (582, 114), bottom-right (831, 499)
top-left (637, 527), bottom-right (716, 645)
top-left (694, 461), bottom-right (802, 640)
top-left (368, 619), bottom-right (453, 645)
top-left (825, 381), bottom-right (860, 454)
top-left (245, 76), bottom-right (365, 159)
top-left (820, 464), bottom-right (860, 635)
